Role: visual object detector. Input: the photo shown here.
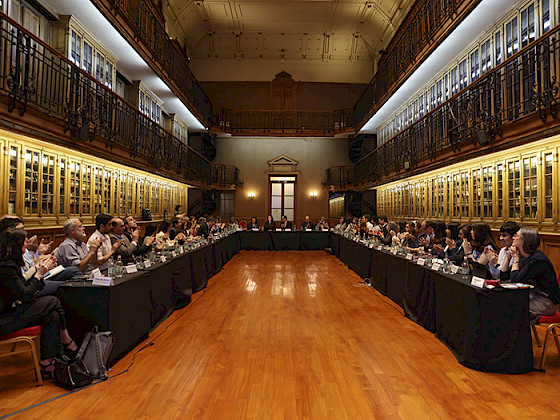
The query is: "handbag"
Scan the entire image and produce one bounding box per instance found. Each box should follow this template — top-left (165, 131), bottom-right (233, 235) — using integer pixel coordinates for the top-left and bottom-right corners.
top-left (53, 355), bottom-right (94, 389)
top-left (78, 326), bottom-right (116, 380)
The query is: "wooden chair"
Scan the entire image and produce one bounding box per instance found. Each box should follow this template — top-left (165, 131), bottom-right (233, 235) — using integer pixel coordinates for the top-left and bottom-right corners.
top-left (0, 326), bottom-right (43, 385)
top-left (534, 271), bottom-right (560, 371)
top-left (239, 220), bottom-right (247, 230)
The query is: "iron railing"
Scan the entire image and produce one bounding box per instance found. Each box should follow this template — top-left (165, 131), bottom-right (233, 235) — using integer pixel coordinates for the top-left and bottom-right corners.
top-left (0, 13), bottom-right (217, 185)
top-left (214, 108), bottom-right (354, 135)
top-left (100, 0), bottom-right (212, 124)
top-left (353, 24), bottom-right (560, 187)
top-left (325, 165), bottom-right (354, 188)
top-left (354, 0), bottom-right (476, 127)
top-left (212, 164), bottom-right (240, 186)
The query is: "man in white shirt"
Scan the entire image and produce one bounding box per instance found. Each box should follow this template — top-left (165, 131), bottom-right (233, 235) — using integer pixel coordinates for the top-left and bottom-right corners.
top-left (87, 213), bottom-right (121, 271)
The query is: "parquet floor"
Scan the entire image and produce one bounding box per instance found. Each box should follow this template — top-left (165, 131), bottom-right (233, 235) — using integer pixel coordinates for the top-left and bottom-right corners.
top-left (1, 251), bottom-right (560, 419)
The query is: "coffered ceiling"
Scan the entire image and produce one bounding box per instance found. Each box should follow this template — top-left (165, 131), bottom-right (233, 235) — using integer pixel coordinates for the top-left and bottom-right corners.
top-left (162, 0), bottom-right (415, 83)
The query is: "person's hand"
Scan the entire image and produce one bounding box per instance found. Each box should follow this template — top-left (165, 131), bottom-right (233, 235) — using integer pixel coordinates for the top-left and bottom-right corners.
top-left (508, 245), bottom-right (520, 259)
top-left (445, 238), bottom-right (456, 249)
top-left (89, 238), bottom-right (102, 251)
top-left (144, 236), bottom-right (155, 247)
top-left (37, 256), bottom-right (57, 276)
top-left (163, 233), bottom-right (170, 240)
top-left (37, 238), bottom-right (53, 255)
top-left (132, 229), bottom-right (140, 242)
top-left (484, 246), bottom-right (498, 266)
top-left (111, 240), bottom-right (122, 252)
top-left (433, 244), bottom-right (444, 254)
top-left (35, 253), bottom-right (51, 268)
top-left (462, 239), bottom-right (473, 255)
top-left (419, 237), bottom-right (429, 246)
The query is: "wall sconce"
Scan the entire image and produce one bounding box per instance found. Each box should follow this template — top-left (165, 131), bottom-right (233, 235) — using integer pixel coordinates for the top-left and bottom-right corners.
top-left (310, 191), bottom-right (318, 199)
top-left (248, 192), bottom-right (256, 200)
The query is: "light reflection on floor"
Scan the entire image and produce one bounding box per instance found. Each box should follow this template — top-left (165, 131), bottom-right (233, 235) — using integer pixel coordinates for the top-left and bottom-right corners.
top-left (245, 274), bottom-right (257, 294)
top-left (271, 272), bottom-right (295, 297)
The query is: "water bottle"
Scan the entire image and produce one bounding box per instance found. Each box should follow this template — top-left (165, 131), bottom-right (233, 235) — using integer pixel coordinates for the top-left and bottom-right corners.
top-left (461, 256), bottom-right (470, 279)
top-left (116, 255), bottom-right (123, 278)
top-left (443, 252), bottom-right (451, 274)
top-left (107, 257), bottom-right (115, 278)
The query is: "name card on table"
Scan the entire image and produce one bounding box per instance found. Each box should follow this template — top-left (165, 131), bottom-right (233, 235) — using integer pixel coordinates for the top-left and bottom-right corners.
top-left (450, 266), bottom-right (459, 274)
top-left (124, 264), bottom-right (137, 274)
top-left (160, 256), bottom-right (167, 263)
top-left (276, 228), bottom-right (282, 231)
top-left (43, 265), bottom-right (65, 280)
top-left (376, 245), bottom-right (383, 251)
top-left (471, 276), bottom-right (486, 288)
top-left (431, 262), bottom-right (441, 271)
top-left (406, 254), bottom-right (414, 260)
top-left (144, 261), bottom-right (152, 268)
top-left (252, 229), bottom-right (259, 231)
top-left (285, 229), bottom-right (291, 231)
top-left (392, 248), bottom-right (398, 255)
top-left (369, 243), bottom-right (374, 249)
top-left (90, 268), bottom-right (102, 278)
top-left (417, 258), bottom-right (426, 266)
top-left (92, 276), bottom-right (113, 287)
top-left (171, 251), bottom-right (177, 258)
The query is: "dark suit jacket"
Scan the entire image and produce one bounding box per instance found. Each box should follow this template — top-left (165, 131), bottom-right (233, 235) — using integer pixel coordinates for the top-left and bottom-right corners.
top-left (196, 223), bottom-right (210, 238)
top-left (301, 221), bottom-right (314, 231)
top-left (123, 230), bottom-right (150, 255)
top-left (108, 232), bottom-right (137, 264)
top-left (279, 221), bottom-right (293, 230)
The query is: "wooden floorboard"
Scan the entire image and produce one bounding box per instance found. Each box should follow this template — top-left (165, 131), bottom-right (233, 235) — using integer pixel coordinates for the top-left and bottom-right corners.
top-left (1, 250), bottom-right (560, 419)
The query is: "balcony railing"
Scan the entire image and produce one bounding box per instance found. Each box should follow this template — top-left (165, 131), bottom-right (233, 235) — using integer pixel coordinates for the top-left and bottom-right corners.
top-left (353, 24), bottom-right (560, 187)
top-left (212, 164), bottom-right (240, 187)
top-left (0, 13), bottom-right (220, 186)
top-left (354, 0), bottom-right (476, 127)
top-left (325, 165), bottom-right (354, 188)
top-left (214, 108), bottom-right (354, 135)
top-left (98, 0), bottom-right (212, 124)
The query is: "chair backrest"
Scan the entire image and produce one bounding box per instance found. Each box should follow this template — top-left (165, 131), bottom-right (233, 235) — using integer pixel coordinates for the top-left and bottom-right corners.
top-left (239, 220), bottom-right (247, 229)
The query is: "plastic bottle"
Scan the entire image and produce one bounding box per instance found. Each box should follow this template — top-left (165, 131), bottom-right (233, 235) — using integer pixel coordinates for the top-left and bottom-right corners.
top-left (107, 257), bottom-right (115, 278)
top-left (116, 255), bottom-right (123, 278)
top-left (461, 256), bottom-right (470, 279)
top-left (443, 252), bottom-right (451, 274)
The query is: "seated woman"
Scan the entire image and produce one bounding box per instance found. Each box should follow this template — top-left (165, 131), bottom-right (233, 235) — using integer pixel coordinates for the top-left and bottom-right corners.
top-left (155, 220), bottom-right (186, 248)
top-left (400, 221), bottom-right (417, 248)
top-left (382, 222), bottom-right (400, 246)
top-left (263, 215), bottom-right (276, 231)
top-left (334, 217), bottom-right (346, 230)
top-left (447, 224), bottom-right (471, 265)
top-left (0, 228), bottom-right (78, 378)
top-left (500, 227), bottom-right (560, 324)
top-left (345, 217), bottom-right (358, 235)
top-left (315, 217), bottom-right (329, 231)
top-left (429, 221), bottom-right (448, 258)
top-left (247, 216), bottom-right (259, 231)
top-left (463, 222), bottom-right (500, 278)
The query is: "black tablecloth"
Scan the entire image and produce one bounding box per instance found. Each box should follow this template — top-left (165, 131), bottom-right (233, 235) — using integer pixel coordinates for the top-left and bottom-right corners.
top-left (57, 231), bottom-right (533, 373)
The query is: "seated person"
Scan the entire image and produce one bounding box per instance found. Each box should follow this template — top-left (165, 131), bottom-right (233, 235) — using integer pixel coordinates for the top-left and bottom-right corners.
top-left (263, 215), bottom-right (276, 231)
top-left (124, 216), bottom-right (155, 255)
top-left (315, 217), bottom-right (329, 231)
top-left (196, 217), bottom-right (210, 238)
top-left (209, 218), bottom-right (221, 235)
top-left (429, 221), bottom-right (448, 258)
top-left (399, 221), bottom-right (417, 248)
top-left (334, 217), bottom-right (346, 230)
top-left (108, 217), bottom-right (138, 264)
top-left (500, 227), bottom-right (560, 324)
top-left (0, 228), bottom-right (78, 378)
top-left (301, 216), bottom-right (314, 231)
top-left (247, 216), bottom-right (260, 231)
top-left (279, 215), bottom-right (293, 231)
top-left (463, 222), bottom-right (500, 278)
top-left (155, 219), bottom-right (187, 246)
top-left (227, 216), bottom-right (240, 230)
top-left (58, 218), bottom-right (101, 275)
top-left (447, 224), bottom-right (471, 265)
top-left (345, 217), bottom-right (359, 235)
top-left (88, 213), bottom-right (121, 272)
top-left (496, 221), bottom-right (521, 272)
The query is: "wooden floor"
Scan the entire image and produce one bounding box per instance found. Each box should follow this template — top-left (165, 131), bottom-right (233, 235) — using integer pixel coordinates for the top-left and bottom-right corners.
top-left (2, 250), bottom-right (560, 419)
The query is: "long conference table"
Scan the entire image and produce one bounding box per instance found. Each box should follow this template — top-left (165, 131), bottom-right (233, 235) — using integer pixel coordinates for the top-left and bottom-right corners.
top-left (58, 231), bottom-right (532, 374)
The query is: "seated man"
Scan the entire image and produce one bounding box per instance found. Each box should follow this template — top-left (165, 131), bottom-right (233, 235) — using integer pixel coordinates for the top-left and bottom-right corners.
top-left (301, 216), bottom-right (314, 231)
top-left (124, 216), bottom-right (154, 255)
top-left (58, 218), bottom-right (101, 275)
top-left (279, 215), bottom-right (293, 231)
top-left (88, 213), bottom-right (121, 272)
top-left (108, 217), bottom-right (139, 264)
top-left (196, 217), bottom-right (210, 238)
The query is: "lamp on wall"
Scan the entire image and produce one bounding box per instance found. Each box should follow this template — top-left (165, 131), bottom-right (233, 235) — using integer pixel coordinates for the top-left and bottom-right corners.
top-left (310, 191), bottom-right (318, 199)
top-left (248, 192), bottom-right (256, 200)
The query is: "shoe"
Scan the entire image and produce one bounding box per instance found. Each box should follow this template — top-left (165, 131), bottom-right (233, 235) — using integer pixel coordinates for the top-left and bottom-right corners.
top-left (39, 360), bottom-right (54, 380)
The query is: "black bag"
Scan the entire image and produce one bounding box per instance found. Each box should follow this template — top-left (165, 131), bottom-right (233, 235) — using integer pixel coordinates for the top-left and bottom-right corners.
top-left (142, 208), bottom-right (152, 221)
top-left (53, 355), bottom-right (93, 389)
top-left (78, 326), bottom-right (116, 380)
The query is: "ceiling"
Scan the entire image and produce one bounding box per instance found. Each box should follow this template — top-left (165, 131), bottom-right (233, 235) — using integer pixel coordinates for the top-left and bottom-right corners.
top-left (162, 0), bottom-right (415, 83)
